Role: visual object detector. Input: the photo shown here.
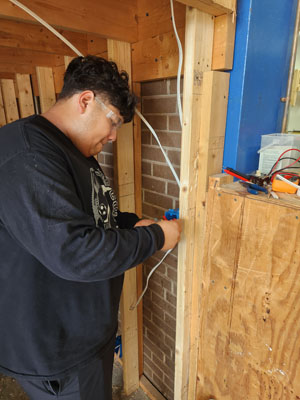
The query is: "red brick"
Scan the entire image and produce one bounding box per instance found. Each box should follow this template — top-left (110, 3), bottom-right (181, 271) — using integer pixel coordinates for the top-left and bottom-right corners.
top-left (143, 343), bottom-right (152, 359)
top-left (142, 203), bottom-right (164, 220)
top-left (167, 182), bottom-right (179, 198)
top-left (141, 80), bottom-right (168, 96)
top-left (144, 191), bottom-right (173, 209)
top-left (152, 373), bottom-right (173, 400)
top-left (144, 259), bottom-right (166, 275)
top-left (151, 271), bottom-right (172, 292)
top-left (152, 353), bottom-right (174, 380)
top-left (152, 292), bottom-right (176, 319)
top-left (105, 153), bottom-right (113, 166)
top-left (142, 145), bottom-right (165, 163)
top-left (102, 142), bottom-right (113, 153)
top-left (163, 374), bottom-right (175, 395)
top-left (141, 130), bottom-right (151, 145)
top-left (166, 266), bottom-right (177, 281)
top-left (142, 161), bottom-right (151, 176)
top-left (143, 336), bottom-right (164, 362)
top-left (164, 313), bottom-right (176, 332)
top-left (143, 354), bottom-right (164, 378)
top-left (155, 131), bottom-right (181, 148)
top-left (169, 77), bottom-right (183, 94)
top-left (153, 314), bottom-right (176, 341)
top-left (167, 149), bottom-right (181, 166)
top-left (169, 115), bottom-right (182, 131)
top-left (141, 115), bottom-right (167, 131)
top-left (142, 176), bottom-right (166, 194)
top-left (143, 97), bottom-right (177, 114)
top-left (153, 163), bottom-right (180, 182)
top-left (146, 331), bottom-right (171, 358)
top-left (143, 363), bottom-right (153, 380)
top-left (166, 291), bottom-right (176, 307)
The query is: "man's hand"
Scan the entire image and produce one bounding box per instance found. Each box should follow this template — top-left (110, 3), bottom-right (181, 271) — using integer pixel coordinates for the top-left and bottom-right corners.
top-left (156, 219), bottom-right (182, 251)
top-left (134, 219), bottom-right (156, 227)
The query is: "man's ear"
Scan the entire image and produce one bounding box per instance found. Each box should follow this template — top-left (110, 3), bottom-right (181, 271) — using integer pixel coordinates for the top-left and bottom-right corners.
top-left (78, 91), bottom-right (95, 114)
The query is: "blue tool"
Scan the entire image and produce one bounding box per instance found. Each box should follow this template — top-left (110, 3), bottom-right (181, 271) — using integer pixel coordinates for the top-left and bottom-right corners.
top-left (240, 181), bottom-right (268, 195)
top-left (164, 208), bottom-right (179, 220)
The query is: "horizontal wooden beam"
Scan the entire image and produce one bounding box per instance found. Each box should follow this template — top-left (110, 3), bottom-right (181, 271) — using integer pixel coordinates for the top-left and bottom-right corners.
top-left (0, 18), bottom-right (107, 56)
top-left (0, 0), bottom-right (138, 43)
top-left (175, 0), bottom-right (236, 16)
top-left (0, 46), bottom-right (63, 67)
top-left (132, 28), bottom-right (185, 82)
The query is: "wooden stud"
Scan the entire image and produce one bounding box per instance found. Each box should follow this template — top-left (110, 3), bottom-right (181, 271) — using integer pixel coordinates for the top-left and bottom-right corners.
top-left (175, 0), bottom-right (236, 16)
top-left (15, 74), bottom-right (34, 117)
top-left (0, 78), bottom-right (19, 123)
top-left (107, 39), bottom-right (139, 395)
top-left (212, 13), bottom-right (236, 70)
top-left (174, 7), bottom-right (214, 400)
top-left (0, 86), bottom-right (7, 127)
top-left (36, 66), bottom-right (56, 113)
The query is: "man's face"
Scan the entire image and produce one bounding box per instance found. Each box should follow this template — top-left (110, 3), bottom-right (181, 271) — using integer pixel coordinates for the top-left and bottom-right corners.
top-left (78, 93), bottom-right (123, 157)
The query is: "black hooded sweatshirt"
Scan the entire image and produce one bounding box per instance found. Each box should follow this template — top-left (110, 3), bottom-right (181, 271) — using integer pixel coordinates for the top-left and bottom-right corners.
top-left (0, 115), bottom-right (164, 380)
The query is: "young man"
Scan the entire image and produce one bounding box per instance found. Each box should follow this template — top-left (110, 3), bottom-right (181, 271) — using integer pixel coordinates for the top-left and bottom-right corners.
top-left (0, 56), bottom-right (181, 399)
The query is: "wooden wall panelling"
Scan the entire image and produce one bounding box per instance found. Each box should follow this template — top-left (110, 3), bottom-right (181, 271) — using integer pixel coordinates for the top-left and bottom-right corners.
top-left (36, 66), bottom-right (56, 113)
top-left (0, 78), bottom-right (19, 123)
top-left (174, 7), bottom-right (214, 400)
top-left (0, 47), bottom-right (64, 69)
top-left (0, 0), bottom-right (138, 43)
top-left (107, 39), bottom-right (139, 395)
top-left (0, 86), bottom-right (7, 127)
top-left (175, 0), bottom-right (236, 16)
top-left (15, 73), bottom-right (34, 117)
top-left (212, 12), bottom-right (236, 70)
top-left (132, 28), bottom-right (185, 82)
top-left (197, 184), bottom-right (300, 399)
top-left (132, 82), bottom-right (143, 377)
top-left (0, 18), bottom-right (88, 56)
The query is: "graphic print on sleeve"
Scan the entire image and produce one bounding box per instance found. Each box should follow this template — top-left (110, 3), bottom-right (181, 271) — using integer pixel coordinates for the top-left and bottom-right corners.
top-left (90, 167), bottom-right (118, 229)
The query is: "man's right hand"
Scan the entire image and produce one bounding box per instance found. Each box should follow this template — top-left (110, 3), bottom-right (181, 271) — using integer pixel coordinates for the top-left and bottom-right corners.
top-left (156, 219), bottom-right (182, 251)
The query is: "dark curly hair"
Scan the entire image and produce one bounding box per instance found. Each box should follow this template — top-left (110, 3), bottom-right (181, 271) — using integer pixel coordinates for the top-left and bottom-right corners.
top-left (58, 55), bottom-right (137, 122)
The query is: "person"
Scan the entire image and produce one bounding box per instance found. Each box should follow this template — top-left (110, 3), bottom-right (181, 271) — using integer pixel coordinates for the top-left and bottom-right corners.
top-left (0, 55), bottom-right (181, 399)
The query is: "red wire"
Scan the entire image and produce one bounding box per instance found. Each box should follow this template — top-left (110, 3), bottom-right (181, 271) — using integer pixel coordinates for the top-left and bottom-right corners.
top-left (270, 148), bottom-right (300, 174)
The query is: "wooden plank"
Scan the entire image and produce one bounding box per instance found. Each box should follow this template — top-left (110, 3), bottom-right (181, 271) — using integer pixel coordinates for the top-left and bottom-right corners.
top-left (174, 7), bottom-right (214, 400)
top-left (175, 0), bottom-right (236, 16)
top-left (140, 375), bottom-right (167, 400)
top-left (0, 86), bottom-right (7, 127)
top-left (137, 0), bottom-right (185, 41)
top-left (133, 82), bottom-right (143, 377)
top-left (15, 73), bottom-right (34, 117)
top-left (132, 28), bottom-right (185, 82)
top-left (0, 78), bottom-right (19, 123)
top-left (36, 66), bottom-right (56, 113)
top-left (0, 47), bottom-right (63, 68)
top-left (212, 13), bottom-right (236, 70)
top-left (0, 0), bottom-right (138, 43)
top-left (197, 187), bottom-right (300, 399)
top-left (107, 39), bottom-right (139, 395)
top-left (0, 18), bottom-right (88, 56)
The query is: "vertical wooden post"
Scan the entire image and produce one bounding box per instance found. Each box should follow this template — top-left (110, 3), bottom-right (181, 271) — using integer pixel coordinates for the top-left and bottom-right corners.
top-left (107, 39), bottom-right (140, 395)
top-left (16, 74), bottom-right (35, 118)
top-left (0, 79), bottom-right (19, 123)
top-left (0, 86), bottom-right (7, 127)
top-left (36, 66), bottom-right (56, 113)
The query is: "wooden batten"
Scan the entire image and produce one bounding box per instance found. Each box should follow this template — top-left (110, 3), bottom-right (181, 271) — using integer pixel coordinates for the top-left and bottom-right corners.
top-left (0, 78), bottom-right (19, 123)
top-left (0, 86), bottom-right (7, 127)
top-left (36, 66), bottom-right (56, 113)
top-left (15, 73), bottom-right (34, 117)
top-left (174, 7), bottom-right (214, 400)
top-left (175, 0), bottom-right (236, 16)
top-left (107, 39), bottom-right (139, 395)
top-left (212, 13), bottom-right (236, 70)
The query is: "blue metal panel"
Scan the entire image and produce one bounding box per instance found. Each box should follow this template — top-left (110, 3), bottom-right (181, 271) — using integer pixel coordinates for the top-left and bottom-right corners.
top-left (223, 0), bottom-right (298, 174)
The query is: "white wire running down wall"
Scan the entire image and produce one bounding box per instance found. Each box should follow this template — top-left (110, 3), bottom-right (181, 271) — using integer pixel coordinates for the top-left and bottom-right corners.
top-left (9, 0), bottom-right (183, 309)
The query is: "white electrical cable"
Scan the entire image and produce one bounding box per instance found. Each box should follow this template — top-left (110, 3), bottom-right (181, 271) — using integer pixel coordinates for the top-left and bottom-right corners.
top-left (10, 0), bottom-right (181, 311)
top-left (170, 0), bottom-right (183, 128)
top-left (135, 108), bottom-right (180, 188)
top-left (276, 174), bottom-right (300, 190)
top-left (9, 0), bottom-right (84, 57)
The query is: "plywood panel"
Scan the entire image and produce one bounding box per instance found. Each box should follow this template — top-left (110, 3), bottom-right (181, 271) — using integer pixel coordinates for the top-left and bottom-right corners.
top-left (197, 186), bottom-right (300, 399)
top-left (0, 78), bottom-right (19, 123)
top-left (16, 73), bottom-right (34, 117)
top-left (176, 0), bottom-right (236, 16)
top-left (36, 66), bottom-right (56, 113)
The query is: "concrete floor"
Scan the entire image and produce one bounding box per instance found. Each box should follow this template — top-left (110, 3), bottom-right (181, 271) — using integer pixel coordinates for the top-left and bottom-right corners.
top-left (0, 361), bottom-right (150, 400)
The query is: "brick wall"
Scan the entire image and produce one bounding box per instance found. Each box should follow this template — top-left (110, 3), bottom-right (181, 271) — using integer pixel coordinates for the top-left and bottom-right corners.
top-left (98, 78), bottom-right (182, 399)
top-left (141, 78), bottom-right (181, 400)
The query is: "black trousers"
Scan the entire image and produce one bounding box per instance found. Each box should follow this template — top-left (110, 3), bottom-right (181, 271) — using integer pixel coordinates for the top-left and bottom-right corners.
top-left (17, 345), bottom-right (115, 400)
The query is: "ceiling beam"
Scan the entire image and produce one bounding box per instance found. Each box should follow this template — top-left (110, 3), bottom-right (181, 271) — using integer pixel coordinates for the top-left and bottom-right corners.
top-left (0, 0), bottom-right (138, 43)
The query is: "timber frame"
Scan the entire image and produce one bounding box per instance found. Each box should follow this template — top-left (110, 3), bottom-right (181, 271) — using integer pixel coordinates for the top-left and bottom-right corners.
top-left (0, 0), bottom-right (237, 398)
